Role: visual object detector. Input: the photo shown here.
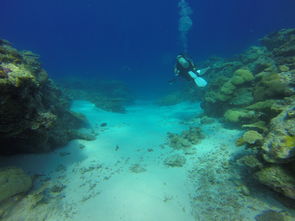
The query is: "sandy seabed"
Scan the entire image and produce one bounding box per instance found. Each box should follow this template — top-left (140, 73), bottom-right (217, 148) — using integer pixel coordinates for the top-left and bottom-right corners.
top-left (1, 100), bottom-right (293, 221)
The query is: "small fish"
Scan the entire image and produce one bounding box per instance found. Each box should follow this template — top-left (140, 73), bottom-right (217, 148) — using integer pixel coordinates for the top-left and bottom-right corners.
top-left (100, 122), bottom-right (107, 127)
top-left (115, 145), bottom-right (119, 151)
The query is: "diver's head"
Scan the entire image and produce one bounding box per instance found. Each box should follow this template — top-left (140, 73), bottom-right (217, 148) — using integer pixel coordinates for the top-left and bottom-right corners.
top-left (177, 54), bottom-right (190, 68)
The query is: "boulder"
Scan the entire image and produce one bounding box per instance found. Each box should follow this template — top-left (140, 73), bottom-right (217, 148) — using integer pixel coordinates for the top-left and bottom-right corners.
top-left (0, 167), bottom-right (32, 202)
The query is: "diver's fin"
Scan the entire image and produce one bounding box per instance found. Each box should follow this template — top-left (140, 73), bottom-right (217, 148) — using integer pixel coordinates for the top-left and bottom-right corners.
top-left (188, 71), bottom-right (207, 87)
top-left (194, 76), bottom-right (207, 87)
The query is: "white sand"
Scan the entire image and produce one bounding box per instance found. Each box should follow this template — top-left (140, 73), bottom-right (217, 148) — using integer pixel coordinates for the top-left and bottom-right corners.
top-left (0, 100), bottom-right (292, 221)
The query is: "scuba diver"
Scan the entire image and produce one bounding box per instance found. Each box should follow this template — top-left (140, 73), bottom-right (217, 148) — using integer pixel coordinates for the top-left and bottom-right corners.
top-left (172, 54), bottom-right (208, 87)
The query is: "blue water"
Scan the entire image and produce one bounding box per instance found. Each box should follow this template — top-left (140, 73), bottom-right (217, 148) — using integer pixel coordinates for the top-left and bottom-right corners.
top-left (1, 1), bottom-right (295, 220)
top-left (2, 0), bottom-right (295, 96)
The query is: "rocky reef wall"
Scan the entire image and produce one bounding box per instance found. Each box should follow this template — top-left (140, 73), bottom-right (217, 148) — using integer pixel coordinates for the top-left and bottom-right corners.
top-left (200, 29), bottom-right (295, 201)
top-left (0, 40), bottom-right (86, 154)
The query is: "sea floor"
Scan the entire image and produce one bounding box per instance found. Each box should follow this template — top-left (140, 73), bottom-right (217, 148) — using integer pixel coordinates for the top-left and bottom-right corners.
top-left (0, 100), bottom-right (294, 221)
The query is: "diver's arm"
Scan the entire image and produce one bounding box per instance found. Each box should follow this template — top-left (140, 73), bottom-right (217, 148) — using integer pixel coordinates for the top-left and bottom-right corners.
top-left (170, 67), bottom-right (180, 85)
top-left (174, 66), bottom-right (180, 76)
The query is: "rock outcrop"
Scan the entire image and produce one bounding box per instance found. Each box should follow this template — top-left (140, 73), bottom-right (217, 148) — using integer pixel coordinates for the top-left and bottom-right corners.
top-left (0, 40), bottom-right (87, 154)
top-left (0, 167), bottom-right (32, 202)
top-left (200, 29), bottom-right (295, 201)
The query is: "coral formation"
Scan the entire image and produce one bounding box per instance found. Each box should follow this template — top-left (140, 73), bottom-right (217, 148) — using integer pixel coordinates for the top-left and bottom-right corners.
top-left (236, 130), bottom-right (264, 146)
top-left (164, 154), bottom-right (186, 167)
top-left (261, 101), bottom-right (295, 163)
top-left (0, 40), bottom-right (87, 154)
top-left (224, 109), bottom-right (255, 123)
top-left (231, 69), bottom-right (254, 85)
top-left (199, 29), bottom-right (295, 201)
top-left (237, 155), bottom-right (263, 169)
top-left (167, 127), bottom-right (204, 150)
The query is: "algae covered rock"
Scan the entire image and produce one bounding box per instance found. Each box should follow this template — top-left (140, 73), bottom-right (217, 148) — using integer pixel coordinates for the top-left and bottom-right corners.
top-left (242, 130), bottom-right (264, 145)
top-left (230, 88), bottom-right (254, 106)
top-left (200, 29), bottom-right (295, 201)
top-left (236, 130), bottom-right (263, 147)
top-left (255, 210), bottom-right (292, 221)
top-left (201, 28), bottom-right (295, 125)
top-left (242, 121), bottom-right (268, 133)
top-left (261, 101), bottom-right (295, 163)
top-left (164, 154), bottom-right (186, 167)
top-left (230, 68), bottom-right (254, 85)
top-left (0, 40), bottom-right (87, 154)
top-left (237, 155), bottom-right (263, 169)
top-left (224, 109), bottom-right (255, 123)
top-left (255, 166), bottom-right (295, 200)
top-left (0, 167), bottom-right (32, 202)
top-left (246, 99), bottom-right (276, 111)
top-left (220, 81), bottom-right (236, 95)
top-left (261, 28), bottom-right (295, 68)
top-left (167, 127), bottom-right (204, 150)
top-left (253, 72), bottom-right (294, 101)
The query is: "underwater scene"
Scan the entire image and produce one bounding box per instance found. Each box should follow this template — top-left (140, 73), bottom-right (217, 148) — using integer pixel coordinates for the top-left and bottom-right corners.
top-left (1, 0), bottom-right (295, 220)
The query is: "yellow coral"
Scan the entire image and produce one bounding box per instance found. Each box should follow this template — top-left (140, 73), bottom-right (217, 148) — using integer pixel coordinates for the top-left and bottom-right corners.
top-left (231, 69), bottom-right (254, 85)
top-left (246, 100), bottom-right (275, 110)
top-left (242, 121), bottom-right (268, 132)
top-left (224, 109), bottom-right (255, 123)
top-left (231, 75), bottom-right (244, 85)
top-left (235, 137), bottom-right (245, 146)
top-left (282, 136), bottom-right (295, 148)
top-left (279, 65), bottom-right (289, 72)
top-left (221, 81), bottom-right (236, 95)
top-left (242, 130), bottom-right (263, 144)
top-left (236, 130), bottom-right (264, 146)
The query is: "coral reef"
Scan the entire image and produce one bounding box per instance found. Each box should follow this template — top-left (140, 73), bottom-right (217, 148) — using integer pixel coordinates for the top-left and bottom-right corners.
top-left (261, 100), bottom-right (295, 163)
top-left (0, 40), bottom-right (87, 154)
top-left (164, 154), bottom-right (186, 167)
top-left (167, 127), bottom-right (204, 150)
top-left (201, 30), bottom-right (295, 120)
top-left (236, 130), bottom-right (264, 146)
top-left (224, 109), bottom-right (255, 123)
top-left (199, 29), bottom-right (295, 201)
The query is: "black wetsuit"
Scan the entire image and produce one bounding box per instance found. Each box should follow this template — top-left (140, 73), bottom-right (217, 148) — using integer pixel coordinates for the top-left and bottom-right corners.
top-left (175, 56), bottom-right (196, 81)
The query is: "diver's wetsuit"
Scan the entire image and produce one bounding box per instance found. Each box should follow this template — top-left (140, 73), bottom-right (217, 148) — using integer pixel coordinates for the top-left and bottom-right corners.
top-left (171, 54), bottom-right (208, 87)
top-left (175, 55), bottom-right (197, 81)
